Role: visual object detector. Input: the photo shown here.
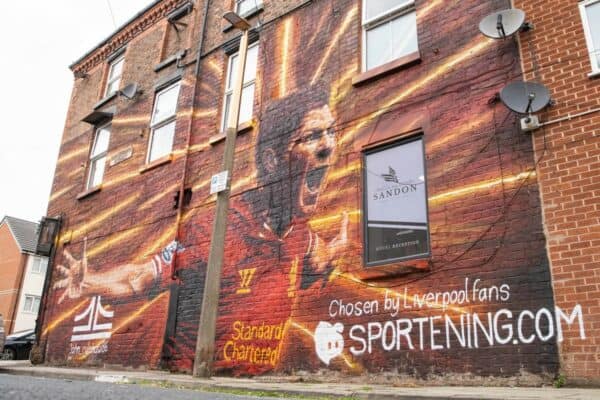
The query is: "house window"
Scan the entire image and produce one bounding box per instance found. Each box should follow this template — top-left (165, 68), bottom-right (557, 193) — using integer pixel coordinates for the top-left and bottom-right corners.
top-left (222, 42), bottom-right (259, 131)
top-left (148, 82), bottom-right (181, 163)
top-left (579, 0), bottom-right (600, 74)
top-left (87, 124), bottom-right (111, 189)
top-left (236, 0), bottom-right (262, 16)
top-left (105, 54), bottom-right (125, 97)
top-left (31, 257), bottom-right (47, 274)
top-left (363, 136), bottom-right (429, 265)
top-left (23, 295), bottom-right (41, 314)
top-left (362, 0), bottom-right (418, 71)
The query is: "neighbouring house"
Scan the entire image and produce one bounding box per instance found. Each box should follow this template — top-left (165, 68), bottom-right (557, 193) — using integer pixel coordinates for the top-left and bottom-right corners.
top-left (38, 0), bottom-right (597, 386)
top-left (0, 216), bottom-right (48, 334)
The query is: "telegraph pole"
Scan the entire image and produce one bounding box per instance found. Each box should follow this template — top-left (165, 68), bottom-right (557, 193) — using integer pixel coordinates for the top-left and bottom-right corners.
top-left (193, 12), bottom-right (251, 378)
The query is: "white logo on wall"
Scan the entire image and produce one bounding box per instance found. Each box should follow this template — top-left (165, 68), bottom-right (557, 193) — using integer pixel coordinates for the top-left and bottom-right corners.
top-left (71, 296), bottom-right (114, 342)
top-left (314, 321), bottom-right (344, 365)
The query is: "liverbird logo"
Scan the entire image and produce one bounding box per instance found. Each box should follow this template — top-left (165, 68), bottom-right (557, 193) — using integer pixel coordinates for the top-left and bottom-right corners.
top-left (381, 166), bottom-right (399, 184)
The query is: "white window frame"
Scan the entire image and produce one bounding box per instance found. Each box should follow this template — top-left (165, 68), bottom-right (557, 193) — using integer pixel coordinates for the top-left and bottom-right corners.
top-left (23, 295), bottom-right (41, 314)
top-left (31, 256), bottom-right (47, 274)
top-left (221, 42), bottom-right (259, 132)
top-left (147, 82), bottom-right (181, 163)
top-left (579, 0), bottom-right (600, 75)
top-left (361, 0), bottom-right (417, 72)
top-left (104, 54), bottom-right (125, 97)
top-left (236, 0), bottom-right (262, 16)
top-left (87, 123), bottom-right (111, 190)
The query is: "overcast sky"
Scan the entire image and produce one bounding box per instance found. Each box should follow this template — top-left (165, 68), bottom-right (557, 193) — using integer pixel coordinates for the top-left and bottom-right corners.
top-left (0, 0), bottom-right (155, 223)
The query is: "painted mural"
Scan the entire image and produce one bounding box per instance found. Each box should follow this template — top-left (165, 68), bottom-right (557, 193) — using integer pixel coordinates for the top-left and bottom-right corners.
top-left (41, 0), bottom-right (589, 380)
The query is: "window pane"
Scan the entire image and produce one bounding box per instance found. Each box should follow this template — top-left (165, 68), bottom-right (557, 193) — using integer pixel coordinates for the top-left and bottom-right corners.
top-left (391, 11), bottom-right (418, 60)
top-left (32, 258), bottom-right (41, 273)
top-left (91, 126), bottom-right (111, 157)
top-left (24, 297), bottom-right (33, 312)
top-left (33, 298), bottom-right (41, 314)
top-left (222, 93), bottom-right (232, 128)
top-left (586, 2), bottom-right (600, 68)
top-left (106, 78), bottom-right (121, 96)
top-left (365, 0), bottom-right (412, 21)
top-left (89, 156), bottom-right (106, 188)
top-left (364, 138), bottom-right (429, 264)
top-left (237, 0), bottom-right (254, 15)
top-left (366, 23), bottom-right (392, 70)
top-left (152, 84), bottom-right (181, 125)
top-left (149, 121), bottom-right (176, 162)
top-left (109, 57), bottom-right (124, 80)
top-left (239, 83), bottom-right (255, 124)
top-left (227, 45), bottom-right (259, 91)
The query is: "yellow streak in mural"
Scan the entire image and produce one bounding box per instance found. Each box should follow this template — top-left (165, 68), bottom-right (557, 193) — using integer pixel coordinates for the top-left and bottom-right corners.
top-left (138, 184), bottom-right (179, 209)
top-left (102, 171), bottom-right (140, 189)
top-left (310, 6), bottom-right (358, 85)
top-left (49, 185), bottom-right (75, 202)
top-left (76, 291), bottom-right (169, 362)
top-left (329, 66), bottom-right (358, 109)
top-left (306, 10), bottom-right (330, 49)
top-left (333, 272), bottom-right (467, 315)
top-left (207, 60), bottom-right (223, 77)
top-left (429, 171), bottom-right (536, 204)
top-left (112, 115), bottom-right (151, 126)
top-left (290, 320), bottom-right (359, 370)
top-left (86, 226), bottom-right (145, 259)
top-left (193, 109), bottom-right (217, 119)
top-left (326, 160), bottom-right (361, 183)
top-left (339, 38), bottom-right (495, 146)
top-left (309, 209), bottom-right (360, 230)
top-left (63, 194), bottom-right (141, 244)
top-left (279, 18), bottom-right (293, 98)
top-left (428, 112), bottom-right (491, 152)
top-left (133, 225), bottom-right (178, 263)
top-left (56, 147), bottom-right (88, 166)
top-left (42, 299), bottom-right (89, 336)
top-left (418, 0), bottom-right (445, 21)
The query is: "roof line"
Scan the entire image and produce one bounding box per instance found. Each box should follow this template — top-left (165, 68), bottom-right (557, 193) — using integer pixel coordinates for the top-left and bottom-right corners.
top-left (0, 218), bottom-right (23, 253)
top-left (69, 0), bottom-right (164, 70)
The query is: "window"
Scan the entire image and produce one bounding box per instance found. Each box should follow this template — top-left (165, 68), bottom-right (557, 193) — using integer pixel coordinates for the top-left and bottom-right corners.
top-left (363, 136), bottom-right (429, 265)
top-left (362, 0), bottom-right (418, 71)
top-left (23, 295), bottom-right (41, 314)
top-left (87, 124), bottom-right (111, 189)
top-left (222, 43), bottom-right (259, 131)
top-left (580, 0), bottom-right (600, 74)
top-left (31, 257), bottom-right (47, 274)
top-left (148, 82), bottom-right (181, 163)
top-left (236, 0), bottom-right (262, 16)
top-left (105, 54), bottom-right (125, 97)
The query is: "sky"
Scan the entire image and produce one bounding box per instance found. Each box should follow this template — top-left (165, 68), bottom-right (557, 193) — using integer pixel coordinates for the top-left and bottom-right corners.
top-left (0, 0), bottom-right (155, 223)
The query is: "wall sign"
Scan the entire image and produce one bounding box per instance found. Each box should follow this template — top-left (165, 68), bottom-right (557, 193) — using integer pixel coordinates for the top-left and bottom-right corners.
top-left (210, 171), bottom-right (229, 194)
top-left (364, 137), bottom-right (430, 265)
top-left (109, 147), bottom-right (133, 166)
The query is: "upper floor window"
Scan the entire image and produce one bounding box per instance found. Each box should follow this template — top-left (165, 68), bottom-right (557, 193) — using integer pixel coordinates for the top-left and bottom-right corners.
top-left (87, 124), bottom-right (111, 190)
top-left (23, 295), bottom-right (41, 314)
top-left (362, 0), bottom-right (418, 71)
top-left (222, 42), bottom-right (259, 131)
top-left (579, 0), bottom-right (600, 74)
top-left (363, 136), bottom-right (429, 266)
top-left (31, 256), bottom-right (47, 274)
top-left (105, 54), bottom-right (125, 97)
top-left (148, 82), bottom-right (181, 163)
top-left (236, 0), bottom-right (262, 16)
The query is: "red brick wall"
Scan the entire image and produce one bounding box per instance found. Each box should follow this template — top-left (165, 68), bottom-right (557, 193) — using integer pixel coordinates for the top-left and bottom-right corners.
top-left (514, 0), bottom-right (600, 385)
top-left (0, 223), bottom-right (26, 334)
top-left (41, 0), bottom-right (580, 384)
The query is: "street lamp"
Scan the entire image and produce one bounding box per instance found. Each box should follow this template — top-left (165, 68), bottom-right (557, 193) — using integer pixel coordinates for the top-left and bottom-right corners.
top-left (193, 11), bottom-right (251, 378)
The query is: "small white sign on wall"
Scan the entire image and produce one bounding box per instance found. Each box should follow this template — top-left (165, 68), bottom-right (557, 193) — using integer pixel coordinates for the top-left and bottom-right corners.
top-left (210, 171), bottom-right (229, 194)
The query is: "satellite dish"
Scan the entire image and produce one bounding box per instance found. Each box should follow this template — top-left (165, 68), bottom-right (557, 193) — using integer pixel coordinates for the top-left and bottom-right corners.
top-left (500, 81), bottom-right (551, 114)
top-left (479, 9), bottom-right (526, 39)
top-left (119, 83), bottom-right (139, 100)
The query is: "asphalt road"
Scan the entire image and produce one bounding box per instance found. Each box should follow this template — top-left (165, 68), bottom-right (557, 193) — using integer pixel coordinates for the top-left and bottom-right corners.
top-left (0, 374), bottom-right (281, 400)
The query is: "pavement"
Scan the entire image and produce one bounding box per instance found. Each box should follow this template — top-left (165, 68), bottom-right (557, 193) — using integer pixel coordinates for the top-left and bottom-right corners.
top-left (1, 361), bottom-right (600, 400)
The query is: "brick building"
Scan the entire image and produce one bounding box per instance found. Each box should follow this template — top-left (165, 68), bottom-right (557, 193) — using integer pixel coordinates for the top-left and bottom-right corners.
top-left (513, 0), bottom-right (600, 385)
top-left (39, 0), bottom-right (595, 385)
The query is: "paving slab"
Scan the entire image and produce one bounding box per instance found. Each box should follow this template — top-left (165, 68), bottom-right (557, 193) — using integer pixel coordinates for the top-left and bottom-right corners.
top-left (1, 362), bottom-right (599, 400)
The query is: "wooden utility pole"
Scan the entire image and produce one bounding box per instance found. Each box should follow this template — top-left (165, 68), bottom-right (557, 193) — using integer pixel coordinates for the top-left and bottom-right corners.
top-left (193, 13), bottom-right (251, 378)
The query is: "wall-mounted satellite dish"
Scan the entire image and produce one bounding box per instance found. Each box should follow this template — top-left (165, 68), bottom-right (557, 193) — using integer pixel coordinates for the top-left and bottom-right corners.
top-left (479, 9), bottom-right (527, 39)
top-left (500, 81), bottom-right (551, 114)
top-left (119, 83), bottom-right (140, 100)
